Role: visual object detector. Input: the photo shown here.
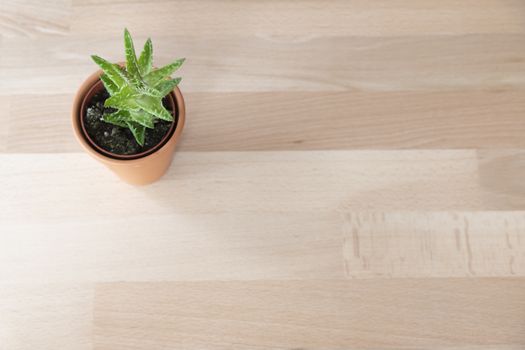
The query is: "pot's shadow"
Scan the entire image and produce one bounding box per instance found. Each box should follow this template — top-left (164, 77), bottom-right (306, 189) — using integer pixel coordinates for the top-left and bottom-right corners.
top-left (134, 146), bottom-right (280, 216)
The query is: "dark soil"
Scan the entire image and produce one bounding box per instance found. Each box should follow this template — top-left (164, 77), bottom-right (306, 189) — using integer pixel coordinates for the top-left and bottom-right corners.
top-left (84, 88), bottom-right (174, 156)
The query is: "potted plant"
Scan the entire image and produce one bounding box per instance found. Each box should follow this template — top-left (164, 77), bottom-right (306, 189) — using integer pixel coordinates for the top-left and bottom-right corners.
top-left (72, 29), bottom-right (185, 185)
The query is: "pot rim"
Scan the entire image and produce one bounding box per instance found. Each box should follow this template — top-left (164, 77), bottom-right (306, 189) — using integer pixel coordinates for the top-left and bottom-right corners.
top-left (72, 69), bottom-right (186, 165)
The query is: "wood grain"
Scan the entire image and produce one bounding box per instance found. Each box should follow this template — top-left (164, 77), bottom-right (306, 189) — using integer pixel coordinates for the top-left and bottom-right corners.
top-left (0, 97), bottom-right (9, 152)
top-left (0, 212), bottom-right (345, 283)
top-left (2, 210), bottom-right (525, 285)
top-left (343, 212), bottom-right (525, 277)
top-left (0, 283), bottom-right (92, 350)
top-left (2, 1), bottom-right (525, 349)
top-left (0, 151), bottom-right (495, 222)
top-left (93, 279), bottom-right (525, 349)
top-left (0, 0), bottom-right (70, 38)
top-left (2, 34), bottom-right (525, 95)
top-left (4, 90), bottom-right (525, 153)
top-left (71, 0), bottom-right (525, 37)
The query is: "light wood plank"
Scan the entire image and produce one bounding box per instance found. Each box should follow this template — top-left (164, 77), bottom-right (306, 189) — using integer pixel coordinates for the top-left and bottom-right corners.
top-left (0, 283), bottom-right (92, 350)
top-left (71, 0), bottom-right (525, 37)
top-left (93, 279), bottom-right (525, 349)
top-left (181, 90), bottom-right (525, 150)
top-left (0, 151), bottom-right (493, 222)
top-left (342, 212), bottom-right (525, 278)
top-left (5, 90), bottom-right (525, 153)
top-left (2, 34), bottom-right (525, 94)
top-left (0, 96), bottom-right (9, 152)
top-left (0, 213), bottom-right (344, 283)
top-left (0, 0), bottom-right (71, 38)
top-left (477, 150), bottom-right (525, 209)
top-left (6, 94), bottom-right (76, 152)
top-left (3, 211), bottom-right (525, 283)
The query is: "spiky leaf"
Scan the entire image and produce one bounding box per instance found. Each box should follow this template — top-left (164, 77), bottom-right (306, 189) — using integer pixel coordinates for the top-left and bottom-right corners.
top-left (136, 95), bottom-right (173, 121)
top-left (136, 84), bottom-right (162, 98)
top-left (129, 109), bottom-right (155, 129)
top-left (126, 121), bottom-right (146, 146)
top-left (102, 110), bottom-right (129, 128)
top-left (138, 38), bottom-right (153, 75)
top-left (104, 86), bottom-right (141, 111)
top-left (155, 78), bottom-right (181, 97)
top-left (100, 74), bottom-right (119, 95)
top-left (91, 55), bottom-right (127, 89)
top-left (91, 30), bottom-right (183, 146)
top-left (144, 58), bottom-right (185, 86)
top-left (123, 28), bottom-right (141, 80)
top-left (127, 75), bottom-right (147, 92)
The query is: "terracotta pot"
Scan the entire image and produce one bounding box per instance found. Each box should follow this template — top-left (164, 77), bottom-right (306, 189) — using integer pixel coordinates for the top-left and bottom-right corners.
top-left (72, 69), bottom-right (185, 185)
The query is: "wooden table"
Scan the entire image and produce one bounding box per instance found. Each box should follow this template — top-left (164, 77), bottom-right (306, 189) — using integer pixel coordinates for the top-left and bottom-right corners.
top-left (2, 1), bottom-right (525, 349)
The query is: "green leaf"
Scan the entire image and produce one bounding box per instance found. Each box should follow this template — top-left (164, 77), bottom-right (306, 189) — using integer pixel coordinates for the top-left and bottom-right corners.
top-left (123, 28), bottom-right (141, 80)
top-left (100, 74), bottom-right (118, 95)
top-left (136, 95), bottom-right (173, 121)
top-left (91, 55), bottom-right (127, 89)
top-left (102, 110), bottom-right (130, 128)
top-left (155, 78), bottom-right (181, 97)
top-left (104, 86), bottom-right (141, 112)
top-left (126, 121), bottom-right (146, 146)
top-left (93, 33), bottom-right (182, 142)
top-left (129, 110), bottom-right (155, 129)
top-left (127, 75), bottom-right (147, 92)
top-left (144, 58), bottom-right (185, 86)
top-left (136, 84), bottom-right (162, 98)
top-left (138, 38), bottom-right (153, 75)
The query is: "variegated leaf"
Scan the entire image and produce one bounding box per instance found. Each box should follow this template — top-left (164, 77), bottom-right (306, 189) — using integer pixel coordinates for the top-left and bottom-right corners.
top-left (102, 110), bottom-right (129, 128)
top-left (104, 86), bottom-right (141, 111)
top-left (126, 121), bottom-right (146, 146)
top-left (155, 78), bottom-right (181, 97)
top-left (136, 84), bottom-right (162, 98)
top-left (138, 38), bottom-right (153, 75)
top-left (100, 74), bottom-right (119, 95)
top-left (136, 95), bottom-right (173, 121)
top-left (91, 30), bottom-right (182, 146)
top-left (129, 109), bottom-right (155, 129)
top-left (91, 55), bottom-right (127, 89)
top-left (123, 28), bottom-right (141, 80)
top-left (144, 58), bottom-right (185, 86)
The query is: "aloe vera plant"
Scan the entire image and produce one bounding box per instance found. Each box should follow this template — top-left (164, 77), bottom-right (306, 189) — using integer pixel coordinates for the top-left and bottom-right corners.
top-left (91, 29), bottom-right (184, 146)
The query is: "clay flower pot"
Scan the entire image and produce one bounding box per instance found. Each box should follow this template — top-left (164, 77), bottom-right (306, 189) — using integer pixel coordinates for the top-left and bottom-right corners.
top-left (72, 69), bottom-right (185, 185)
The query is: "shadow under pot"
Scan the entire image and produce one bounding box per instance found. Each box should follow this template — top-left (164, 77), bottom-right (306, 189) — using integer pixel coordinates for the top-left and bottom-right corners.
top-left (72, 69), bottom-right (186, 185)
